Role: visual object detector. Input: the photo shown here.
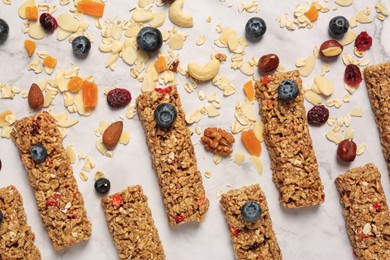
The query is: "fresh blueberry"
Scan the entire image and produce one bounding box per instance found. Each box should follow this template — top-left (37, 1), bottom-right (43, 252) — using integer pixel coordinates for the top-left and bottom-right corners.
top-left (0, 19), bottom-right (9, 44)
top-left (241, 201), bottom-right (262, 223)
top-left (136, 27), bottom-right (163, 53)
top-left (278, 79), bottom-right (299, 102)
top-left (72, 36), bottom-right (91, 58)
top-left (245, 17), bottom-right (266, 41)
top-left (328, 16), bottom-right (349, 38)
top-left (154, 103), bottom-right (177, 128)
top-left (94, 178), bottom-right (111, 194)
top-left (31, 144), bottom-right (47, 164)
top-left (39, 13), bottom-right (58, 32)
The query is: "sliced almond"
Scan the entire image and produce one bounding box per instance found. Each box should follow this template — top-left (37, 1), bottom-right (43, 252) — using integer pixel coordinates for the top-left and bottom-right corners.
top-left (205, 105), bottom-right (220, 117)
top-left (66, 145), bottom-right (76, 163)
top-left (0, 110), bottom-right (13, 127)
top-left (119, 131), bottom-right (131, 145)
top-left (57, 13), bottom-right (79, 32)
top-left (356, 144), bottom-right (366, 155)
top-left (150, 12), bottom-right (166, 28)
top-left (227, 33), bottom-right (239, 52)
top-left (314, 75), bottom-right (334, 96)
top-left (356, 11), bottom-right (373, 24)
top-left (304, 90), bottom-right (323, 105)
top-left (196, 35), bottom-right (206, 46)
top-left (298, 56), bottom-right (316, 77)
top-left (56, 27), bottom-right (73, 41)
top-left (334, 0), bottom-right (353, 7)
top-left (28, 22), bottom-right (45, 40)
top-left (250, 156), bottom-right (263, 175)
top-left (253, 121), bottom-right (264, 142)
top-left (344, 128), bottom-right (354, 139)
top-left (340, 31), bottom-right (357, 46)
top-left (132, 8), bottom-right (154, 23)
top-left (351, 107), bottom-right (363, 117)
top-left (326, 130), bottom-right (342, 144)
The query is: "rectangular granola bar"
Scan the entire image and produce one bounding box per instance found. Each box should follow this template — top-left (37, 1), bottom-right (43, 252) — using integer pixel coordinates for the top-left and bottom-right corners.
top-left (219, 184), bottom-right (282, 260)
top-left (101, 185), bottom-right (166, 260)
top-left (335, 163), bottom-right (390, 259)
top-left (0, 185), bottom-right (41, 259)
top-left (255, 70), bottom-right (324, 208)
top-left (11, 111), bottom-right (92, 252)
top-left (363, 62), bottom-right (390, 173)
top-left (136, 86), bottom-right (209, 226)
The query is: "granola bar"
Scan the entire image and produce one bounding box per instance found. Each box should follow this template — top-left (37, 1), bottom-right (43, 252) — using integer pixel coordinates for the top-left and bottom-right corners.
top-left (101, 185), bottom-right (165, 260)
top-left (136, 86), bottom-right (209, 226)
top-left (0, 185), bottom-right (41, 259)
top-left (363, 62), bottom-right (390, 173)
top-left (255, 70), bottom-right (324, 208)
top-left (335, 163), bottom-right (390, 259)
top-left (219, 184), bottom-right (282, 260)
top-left (11, 111), bottom-right (92, 252)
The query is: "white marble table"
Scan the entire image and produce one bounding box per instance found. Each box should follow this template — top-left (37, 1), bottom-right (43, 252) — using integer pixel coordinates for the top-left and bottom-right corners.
top-left (0, 0), bottom-right (389, 259)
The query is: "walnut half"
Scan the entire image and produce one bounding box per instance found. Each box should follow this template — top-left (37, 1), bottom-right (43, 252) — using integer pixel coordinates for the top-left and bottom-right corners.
top-left (201, 127), bottom-right (235, 156)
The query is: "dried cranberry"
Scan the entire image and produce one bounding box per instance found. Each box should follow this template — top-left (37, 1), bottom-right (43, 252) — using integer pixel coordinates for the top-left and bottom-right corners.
top-left (373, 202), bottom-right (382, 211)
top-left (112, 194), bottom-right (122, 207)
top-left (307, 105), bottom-right (329, 126)
top-left (355, 31), bottom-right (372, 51)
top-left (107, 88), bottom-right (132, 109)
top-left (174, 214), bottom-right (185, 224)
top-left (46, 198), bottom-right (59, 207)
top-left (230, 227), bottom-right (239, 236)
top-left (344, 64), bottom-right (362, 87)
top-left (39, 13), bottom-right (58, 32)
top-left (31, 121), bottom-right (40, 136)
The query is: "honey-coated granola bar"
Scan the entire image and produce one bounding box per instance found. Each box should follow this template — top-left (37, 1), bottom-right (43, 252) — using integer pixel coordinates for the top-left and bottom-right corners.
top-left (101, 185), bottom-right (165, 260)
top-left (136, 86), bottom-right (209, 226)
top-left (363, 62), bottom-right (390, 173)
top-left (11, 111), bottom-right (92, 252)
top-left (335, 163), bottom-right (390, 259)
top-left (219, 184), bottom-right (282, 260)
top-left (255, 70), bottom-right (324, 208)
top-left (0, 185), bottom-right (41, 259)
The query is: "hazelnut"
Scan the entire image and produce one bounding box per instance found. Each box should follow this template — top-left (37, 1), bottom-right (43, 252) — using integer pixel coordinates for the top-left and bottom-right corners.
top-left (337, 139), bottom-right (357, 162)
top-left (258, 54), bottom-right (279, 74)
top-left (319, 40), bottom-right (343, 58)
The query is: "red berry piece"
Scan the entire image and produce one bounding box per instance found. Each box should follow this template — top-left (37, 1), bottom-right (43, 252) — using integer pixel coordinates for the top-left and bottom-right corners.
top-left (174, 215), bottom-right (185, 224)
top-left (39, 13), bottom-right (58, 32)
top-left (344, 64), bottom-right (362, 87)
top-left (106, 88), bottom-right (132, 109)
top-left (307, 105), bottom-right (329, 126)
top-left (30, 121), bottom-right (40, 136)
top-left (355, 31), bottom-right (372, 51)
top-left (337, 139), bottom-right (357, 162)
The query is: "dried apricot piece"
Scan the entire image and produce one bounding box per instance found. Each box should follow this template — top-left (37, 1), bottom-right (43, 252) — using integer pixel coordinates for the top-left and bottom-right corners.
top-left (155, 56), bottom-right (166, 73)
top-left (241, 130), bottom-right (262, 157)
top-left (67, 76), bottom-right (83, 93)
top-left (304, 4), bottom-right (319, 22)
top-left (43, 56), bottom-right (57, 68)
top-left (77, 0), bottom-right (105, 17)
top-left (24, 39), bottom-right (36, 57)
top-left (26, 6), bottom-right (38, 21)
top-left (82, 80), bottom-right (98, 109)
top-left (243, 80), bottom-right (255, 101)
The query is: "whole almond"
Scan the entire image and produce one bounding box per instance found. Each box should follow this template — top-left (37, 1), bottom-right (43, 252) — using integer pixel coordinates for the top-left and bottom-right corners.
top-left (103, 121), bottom-right (123, 149)
top-left (258, 54), bottom-right (279, 74)
top-left (28, 83), bottom-right (44, 109)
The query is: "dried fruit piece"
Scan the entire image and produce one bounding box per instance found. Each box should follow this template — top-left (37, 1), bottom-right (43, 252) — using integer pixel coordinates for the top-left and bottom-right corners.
top-left (258, 53), bottom-right (279, 74)
top-left (155, 56), bottom-right (166, 73)
top-left (39, 13), bottom-right (58, 32)
top-left (241, 130), bottom-right (262, 157)
top-left (307, 105), bottom-right (329, 126)
top-left (26, 6), bottom-right (38, 21)
top-left (354, 31), bottom-right (372, 51)
top-left (82, 80), bottom-right (98, 109)
top-left (304, 4), bottom-right (319, 22)
top-left (28, 83), bottom-right (44, 110)
top-left (24, 39), bottom-right (36, 57)
top-left (77, 0), bottom-right (105, 17)
top-left (243, 80), bottom-right (255, 101)
top-left (337, 139), bottom-right (357, 162)
top-left (67, 76), bottom-right (83, 93)
top-left (107, 88), bottom-right (132, 109)
top-left (112, 194), bottom-right (122, 207)
top-left (344, 64), bottom-right (362, 87)
top-left (102, 121), bottom-right (123, 149)
top-left (43, 56), bottom-right (57, 68)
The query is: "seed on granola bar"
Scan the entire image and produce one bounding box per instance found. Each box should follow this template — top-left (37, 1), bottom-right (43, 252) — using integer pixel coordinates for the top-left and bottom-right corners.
top-left (94, 178), bottom-right (111, 194)
top-left (31, 144), bottom-right (47, 164)
top-left (241, 201), bottom-right (261, 222)
top-left (154, 103), bottom-right (177, 128)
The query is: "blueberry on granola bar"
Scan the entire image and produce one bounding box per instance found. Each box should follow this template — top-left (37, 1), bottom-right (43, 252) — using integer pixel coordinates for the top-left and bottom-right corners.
top-left (31, 144), bottom-right (47, 164)
top-left (241, 201), bottom-right (262, 222)
top-left (0, 209), bottom-right (3, 224)
top-left (154, 103), bottom-right (177, 128)
top-left (277, 80), bottom-right (299, 102)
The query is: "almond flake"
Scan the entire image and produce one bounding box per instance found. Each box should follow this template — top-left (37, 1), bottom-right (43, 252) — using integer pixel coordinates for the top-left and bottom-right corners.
top-left (204, 171), bottom-right (212, 178)
top-left (79, 172), bottom-right (88, 182)
top-left (95, 171), bottom-right (105, 180)
top-left (304, 90), bottom-right (322, 105)
top-left (298, 56), bottom-right (316, 77)
top-left (250, 156), bottom-right (263, 175)
top-left (196, 35), bottom-right (206, 46)
top-left (340, 31), bottom-right (357, 46)
top-left (327, 117), bottom-right (337, 126)
top-left (344, 128), bottom-right (354, 139)
top-left (351, 107), bottom-right (363, 117)
top-left (66, 145), bottom-right (76, 164)
top-left (326, 130), bottom-right (343, 144)
top-left (119, 131), bottom-right (131, 145)
top-left (356, 144), bottom-right (366, 155)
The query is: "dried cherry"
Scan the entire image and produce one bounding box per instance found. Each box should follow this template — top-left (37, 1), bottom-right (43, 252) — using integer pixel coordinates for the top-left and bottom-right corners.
top-left (39, 13), bottom-right (58, 32)
top-left (355, 31), bottom-right (372, 51)
top-left (107, 88), bottom-right (132, 109)
top-left (344, 64), bottom-right (362, 87)
top-left (307, 105), bottom-right (329, 126)
top-left (174, 214), bottom-right (185, 224)
top-left (337, 139), bottom-right (357, 162)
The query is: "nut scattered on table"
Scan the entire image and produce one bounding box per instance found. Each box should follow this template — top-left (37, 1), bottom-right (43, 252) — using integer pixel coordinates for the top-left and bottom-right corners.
top-left (28, 83), bottom-right (44, 109)
top-left (319, 40), bottom-right (344, 58)
top-left (258, 53), bottom-right (279, 74)
top-left (201, 127), bottom-right (235, 156)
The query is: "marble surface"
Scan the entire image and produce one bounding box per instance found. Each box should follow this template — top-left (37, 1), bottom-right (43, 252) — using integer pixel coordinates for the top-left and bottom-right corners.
top-left (0, 0), bottom-right (390, 259)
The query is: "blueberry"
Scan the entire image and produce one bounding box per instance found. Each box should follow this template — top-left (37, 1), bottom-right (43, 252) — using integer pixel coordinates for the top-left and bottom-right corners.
top-left (245, 17), bottom-right (266, 41)
top-left (39, 13), bottom-right (58, 32)
top-left (94, 178), bottom-right (111, 194)
top-left (328, 16), bottom-right (349, 38)
top-left (136, 27), bottom-right (163, 53)
top-left (241, 201), bottom-right (261, 223)
top-left (31, 144), bottom-right (47, 164)
top-left (154, 103), bottom-right (177, 128)
top-left (278, 79), bottom-right (299, 102)
top-left (72, 36), bottom-right (91, 58)
top-left (0, 19), bottom-right (9, 44)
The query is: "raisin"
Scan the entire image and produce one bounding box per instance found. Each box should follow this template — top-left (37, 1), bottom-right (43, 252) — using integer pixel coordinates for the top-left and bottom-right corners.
top-left (355, 31), bottom-right (372, 51)
top-left (307, 105), bottom-right (329, 126)
top-left (107, 88), bottom-right (132, 109)
top-left (31, 121), bottom-right (40, 136)
top-left (248, 242), bottom-right (260, 251)
top-left (344, 64), bottom-right (362, 87)
top-left (39, 13), bottom-right (58, 32)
